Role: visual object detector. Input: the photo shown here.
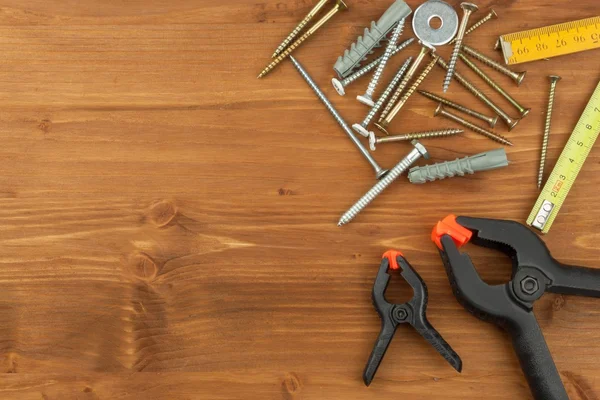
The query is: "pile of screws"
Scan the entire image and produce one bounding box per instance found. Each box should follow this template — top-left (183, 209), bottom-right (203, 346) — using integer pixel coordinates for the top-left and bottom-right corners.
top-left (258, 0), bottom-right (542, 226)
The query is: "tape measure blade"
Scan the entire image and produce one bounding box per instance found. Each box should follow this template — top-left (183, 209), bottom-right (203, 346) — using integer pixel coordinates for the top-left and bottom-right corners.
top-left (527, 81), bottom-right (600, 233)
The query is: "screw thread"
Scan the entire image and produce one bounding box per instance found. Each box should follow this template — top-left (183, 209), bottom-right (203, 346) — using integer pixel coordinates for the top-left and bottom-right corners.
top-left (458, 53), bottom-right (528, 116)
top-left (362, 57), bottom-right (412, 127)
top-left (338, 146), bottom-right (424, 226)
top-left (450, 10), bottom-right (497, 44)
top-left (289, 56), bottom-right (385, 177)
top-left (272, 0), bottom-right (329, 58)
top-left (363, 20), bottom-right (405, 97)
top-left (418, 90), bottom-right (497, 127)
top-left (444, 39), bottom-right (463, 92)
top-left (437, 106), bottom-right (513, 146)
top-left (539, 78), bottom-right (560, 188)
top-left (378, 129), bottom-right (463, 143)
top-left (386, 56), bottom-right (438, 124)
top-left (462, 45), bottom-right (524, 84)
top-left (259, 30), bottom-right (313, 78)
top-left (342, 38), bottom-right (414, 87)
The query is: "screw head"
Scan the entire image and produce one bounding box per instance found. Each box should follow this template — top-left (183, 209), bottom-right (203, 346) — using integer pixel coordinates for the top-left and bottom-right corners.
top-left (521, 108), bottom-right (532, 118)
top-left (374, 122), bottom-right (389, 136)
top-left (461, 3), bottom-right (479, 13)
top-left (412, 140), bottom-right (430, 160)
top-left (507, 118), bottom-right (520, 132)
top-left (490, 115), bottom-right (499, 128)
top-left (521, 276), bottom-right (540, 295)
top-left (368, 132), bottom-right (377, 152)
top-left (516, 71), bottom-right (527, 86)
top-left (549, 75), bottom-right (562, 84)
top-left (490, 9), bottom-right (499, 19)
top-left (352, 123), bottom-right (370, 138)
top-left (331, 78), bottom-right (345, 96)
top-left (357, 94), bottom-right (375, 107)
top-left (336, 0), bottom-right (349, 11)
top-left (434, 103), bottom-right (445, 117)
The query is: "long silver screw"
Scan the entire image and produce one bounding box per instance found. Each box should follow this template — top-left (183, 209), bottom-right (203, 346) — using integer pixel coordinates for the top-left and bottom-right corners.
top-left (338, 141), bottom-right (429, 226)
top-left (434, 104), bottom-right (513, 146)
top-left (418, 90), bottom-right (498, 128)
top-left (357, 20), bottom-right (405, 107)
top-left (369, 128), bottom-right (463, 151)
top-left (353, 57), bottom-right (413, 138)
top-left (443, 3), bottom-right (478, 93)
top-left (449, 9), bottom-right (498, 45)
top-left (332, 38), bottom-right (414, 96)
top-left (538, 75), bottom-right (561, 189)
top-left (434, 55), bottom-right (520, 131)
top-left (289, 56), bottom-right (389, 180)
top-left (462, 44), bottom-right (526, 85)
top-left (458, 53), bottom-right (530, 118)
top-left (272, 0), bottom-right (330, 58)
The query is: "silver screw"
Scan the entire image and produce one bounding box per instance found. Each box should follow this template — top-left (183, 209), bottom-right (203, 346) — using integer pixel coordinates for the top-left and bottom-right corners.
top-left (434, 55), bottom-right (520, 131)
top-left (369, 128), bottom-right (463, 151)
top-left (272, 0), bottom-right (331, 58)
top-left (434, 104), bottom-right (513, 146)
top-left (378, 44), bottom-right (431, 127)
top-left (449, 9), bottom-right (498, 45)
top-left (357, 20), bottom-right (406, 107)
top-left (458, 53), bottom-right (530, 118)
top-left (443, 3), bottom-right (479, 93)
top-left (332, 38), bottom-right (414, 96)
top-left (376, 54), bottom-right (439, 134)
top-left (462, 44), bottom-right (527, 86)
top-left (338, 141), bottom-right (429, 226)
top-left (418, 90), bottom-right (498, 128)
top-left (353, 57), bottom-right (413, 138)
top-left (289, 56), bottom-right (389, 179)
top-left (538, 75), bottom-right (561, 189)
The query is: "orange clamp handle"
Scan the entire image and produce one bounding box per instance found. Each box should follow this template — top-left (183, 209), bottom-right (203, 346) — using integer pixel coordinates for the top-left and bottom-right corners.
top-left (431, 215), bottom-right (473, 250)
top-left (382, 250), bottom-right (405, 270)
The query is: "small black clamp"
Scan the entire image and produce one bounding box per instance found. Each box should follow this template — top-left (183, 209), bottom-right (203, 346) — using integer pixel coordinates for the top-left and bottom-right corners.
top-left (364, 250), bottom-right (463, 386)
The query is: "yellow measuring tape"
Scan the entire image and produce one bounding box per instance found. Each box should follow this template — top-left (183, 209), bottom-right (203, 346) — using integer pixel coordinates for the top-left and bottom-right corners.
top-left (500, 16), bottom-right (600, 65)
top-left (527, 81), bottom-right (600, 234)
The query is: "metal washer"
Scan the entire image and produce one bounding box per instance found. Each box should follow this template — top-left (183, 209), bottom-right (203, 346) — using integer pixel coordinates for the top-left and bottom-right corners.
top-left (412, 1), bottom-right (459, 46)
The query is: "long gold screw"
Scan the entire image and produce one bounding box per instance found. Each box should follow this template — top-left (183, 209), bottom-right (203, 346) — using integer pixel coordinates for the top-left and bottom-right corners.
top-left (449, 10), bottom-right (498, 45)
top-left (462, 44), bottom-right (527, 85)
top-left (458, 53), bottom-right (530, 118)
top-left (418, 90), bottom-right (498, 128)
top-left (258, 0), bottom-right (348, 79)
top-left (443, 2), bottom-right (479, 93)
top-left (369, 128), bottom-right (464, 151)
top-left (538, 76), bottom-right (561, 189)
top-left (272, 0), bottom-right (330, 58)
top-left (434, 104), bottom-right (513, 146)
top-left (375, 55), bottom-right (439, 134)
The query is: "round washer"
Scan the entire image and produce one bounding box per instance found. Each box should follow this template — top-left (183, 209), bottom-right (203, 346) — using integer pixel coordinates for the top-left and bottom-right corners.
top-left (412, 1), bottom-right (459, 46)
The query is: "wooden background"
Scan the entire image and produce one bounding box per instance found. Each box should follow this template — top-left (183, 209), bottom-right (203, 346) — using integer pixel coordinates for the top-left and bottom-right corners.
top-left (0, 0), bottom-right (599, 399)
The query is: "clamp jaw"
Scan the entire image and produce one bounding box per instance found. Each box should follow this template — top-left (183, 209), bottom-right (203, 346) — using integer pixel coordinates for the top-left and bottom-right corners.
top-left (432, 215), bottom-right (600, 400)
top-left (364, 250), bottom-right (462, 386)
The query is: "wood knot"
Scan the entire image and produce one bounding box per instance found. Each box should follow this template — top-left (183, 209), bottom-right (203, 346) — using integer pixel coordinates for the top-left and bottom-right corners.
top-left (281, 372), bottom-right (302, 397)
top-left (127, 253), bottom-right (159, 281)
top-left (278, 188), bottom-right (294, 196)
top-left (148, 200), bottom-right (177, 227)
top-left (4, 352), bottom-right (17, 373)
top-left (38, 119), bottom-right (52, 134)
top-left (552, 294), bottom-right (566, 312)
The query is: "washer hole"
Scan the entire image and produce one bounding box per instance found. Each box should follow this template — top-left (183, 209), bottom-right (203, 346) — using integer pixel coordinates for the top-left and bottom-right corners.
top-left (428, 15), bottom-right (443, 30)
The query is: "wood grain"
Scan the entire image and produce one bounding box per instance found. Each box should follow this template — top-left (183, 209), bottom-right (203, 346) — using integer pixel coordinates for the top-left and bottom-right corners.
top-left (0, 0), bottom-right (599, 399)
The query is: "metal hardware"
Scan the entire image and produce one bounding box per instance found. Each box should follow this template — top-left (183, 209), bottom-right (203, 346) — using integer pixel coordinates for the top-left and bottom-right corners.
top-left (411, 0), bottom-right (458, 46)
top-left (353, 57), bottom-right (413, 138)
top-left (376, 55), bottom-right (439, 134)
top-left (461, 44), bottom-right (526, 85)
top-left (434, 55), bottom-right (520, 131)
top-left (450, 9), bottom-right (498, 44)
top-left (272, 0), bottom-right (330, 58)
top-left (408, 149), bottom-right (509, 184)
top-left (434, 104), bottom-right (513, 146)
top-left (289, 56), bottom-right (389, 179)
top-left (369, 128), bottom-right (463, 151)
top-left (333, 0), bottom-right (412, 78)
top-left (357, 20), bottom-right (406, 107)
top-left (444, 3), bottom-right (478, 93)
top-left (459, 53), bottom-right (530, 118)
top-left (258, 0), bottom-right (348, 79)
top-left (418, 90), bottom-right (498, 128)
top-left (332, 38), bottom-right (414, 96)
top-left (338, 141), bottom-right (429, 226)
top-left (538, 75), bottom-right (561, 189)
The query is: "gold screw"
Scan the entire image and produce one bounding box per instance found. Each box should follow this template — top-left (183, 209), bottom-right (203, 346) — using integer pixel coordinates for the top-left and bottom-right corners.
top-left (434, 104), bottom-right (513, 146)
top-left (272, 0), bottom-right (330, 58)
top-left (459, 53), bottom-right (530, 118)
top-left (376, 55), bottom-right (439, 134)
top-left (449, 9), bottom-right (498, 45)
top-left (462, 44), bottom-right (527, 85)
top-left (538, 76), bottom-right (561, 189)
top-left (418, 90), bottom-right (498, 128)
top-left (258, 0), bottom-right (348, 79)
top-left (369, 128), bottom-right (464, 151)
